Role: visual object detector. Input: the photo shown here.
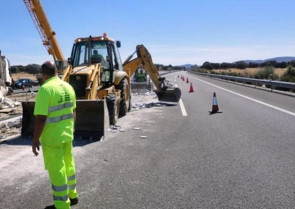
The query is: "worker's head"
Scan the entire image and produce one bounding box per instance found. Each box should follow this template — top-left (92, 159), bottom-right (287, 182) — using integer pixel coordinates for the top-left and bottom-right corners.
top-left (93, 50), bottom-right (98, 55)
top-left (40, 61), bottom-right (57, 82)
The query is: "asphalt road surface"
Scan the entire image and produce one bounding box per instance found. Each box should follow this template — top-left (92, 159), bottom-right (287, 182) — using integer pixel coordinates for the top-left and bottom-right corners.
top-left (1, 71), bottom-right (295, 209)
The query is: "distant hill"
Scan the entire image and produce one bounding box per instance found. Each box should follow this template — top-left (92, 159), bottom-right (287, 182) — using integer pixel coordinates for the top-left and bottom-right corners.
top-left (178, 64), bottom-right (194, 69)
top-left (242, 56), bottom-right (295, 64)
top-left (176, 57), bottom-right (295, 69)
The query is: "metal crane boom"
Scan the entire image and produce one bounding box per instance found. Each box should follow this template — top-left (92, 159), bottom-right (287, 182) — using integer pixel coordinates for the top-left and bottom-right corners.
top-left (23, 0), bottom-right (64, 62)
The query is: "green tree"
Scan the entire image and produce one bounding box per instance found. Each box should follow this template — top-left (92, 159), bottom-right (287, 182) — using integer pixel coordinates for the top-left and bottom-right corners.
top-left (220, 62), bottom-right (232, 69)
top-left (201, 62), bottom-right (213, 70)
top-left (26, 64), bottom-right (41, 74)
top-left (234, 61), bottom-right (247, 69)
top-left (280, 66), bottom-right (295, 82)
top-left (248, 62), bottom-right (259, 68)
top-left (254, 66), bottom-right (276, 79)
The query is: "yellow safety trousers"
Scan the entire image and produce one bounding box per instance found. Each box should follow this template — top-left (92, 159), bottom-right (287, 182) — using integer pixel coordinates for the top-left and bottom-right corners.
top-left (42, 141), bottom-right (78, 209)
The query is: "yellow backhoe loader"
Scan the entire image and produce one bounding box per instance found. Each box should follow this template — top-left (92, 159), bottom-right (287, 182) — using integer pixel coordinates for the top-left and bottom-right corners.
top-left (123, 45), bottom-right (181, 102)
top-left (21, 0), bottom-right (181, 140)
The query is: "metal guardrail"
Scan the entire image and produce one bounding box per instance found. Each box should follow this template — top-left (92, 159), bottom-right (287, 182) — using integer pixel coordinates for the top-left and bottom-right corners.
top-left (189, 71), bottom-right (295, 90)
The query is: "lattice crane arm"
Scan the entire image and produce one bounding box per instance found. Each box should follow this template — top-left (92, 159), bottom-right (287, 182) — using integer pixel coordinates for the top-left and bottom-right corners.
top-left (23, 0), bottom-right (64, 62)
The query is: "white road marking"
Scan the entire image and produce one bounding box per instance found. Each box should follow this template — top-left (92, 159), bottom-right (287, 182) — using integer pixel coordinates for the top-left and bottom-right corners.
top-left (179, 99), bottom-right (188, 117)
top-left (191, 76), bottom-right (295, 117)
top-left (175, 84), bottom-right (188, 117)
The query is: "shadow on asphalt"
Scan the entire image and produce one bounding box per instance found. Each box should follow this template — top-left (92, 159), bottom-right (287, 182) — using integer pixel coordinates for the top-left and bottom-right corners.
top-left (0, 134), bottom-right (102, 147)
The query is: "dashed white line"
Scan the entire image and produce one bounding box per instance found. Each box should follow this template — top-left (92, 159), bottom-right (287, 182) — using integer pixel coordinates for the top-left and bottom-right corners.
top-left (175, 84), bottom-right (188, 117)
top-left (191, 76), bottom-right (295, 117)
top-left (179, 99), bottom-right (188, 117)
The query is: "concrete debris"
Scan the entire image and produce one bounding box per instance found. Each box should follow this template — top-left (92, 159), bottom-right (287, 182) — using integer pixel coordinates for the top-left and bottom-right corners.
top-left (7, 121), bottom-right (14, 128)
top-left (15, 122), bottom-right (22, 128)
top-left (131, 102), bottom-right (168, 111)
top-left (0, 89), bottom-right (38, 139)
top-left (0, 123), bottom-right (5, 129)
top-left (0, 108), bottom-right (13, 113)
top-left (0, 119), bottom-right (22, 138)
top-left (0, 94), bottom-right (20, 109)
top-left (108, 125), bottom-right (121, 133)
top-left (1, 127), bottom-right (7, 133)
top-left (107, 125), bottom-right (126, 134)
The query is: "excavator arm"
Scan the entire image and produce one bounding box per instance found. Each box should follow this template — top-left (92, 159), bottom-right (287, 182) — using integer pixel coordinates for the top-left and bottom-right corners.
top-left (123, 45), bottom-right (161, 90)
top-left (123, 45), bottom-right (181, 102)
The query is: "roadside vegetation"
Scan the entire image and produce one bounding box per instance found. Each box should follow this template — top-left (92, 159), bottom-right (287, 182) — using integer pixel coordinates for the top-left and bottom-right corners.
top-left (253, 66), bottom-right (277, 80)
top-left (10, 64), bottom-right (41, 83)
top-left (9, 61), bottom-right (295, 84)
top-left (192, 60), bottom-right (295, 83)
top-left (280, 66), bottom-right (295, 83)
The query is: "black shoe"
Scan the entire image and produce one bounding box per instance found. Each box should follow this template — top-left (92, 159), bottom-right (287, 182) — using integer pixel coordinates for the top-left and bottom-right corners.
top-left (70, 197), bottom-right (79, 206)
top-left (44, 205), bottom-right (56, 209)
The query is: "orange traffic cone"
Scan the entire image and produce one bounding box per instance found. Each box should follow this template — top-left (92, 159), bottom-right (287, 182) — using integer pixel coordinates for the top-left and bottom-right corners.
top-left (189, 83), bottom-right (194, 93)
top-left (210, 92), bottom-right (222, 114)
top-left (186, 77), bottom-right (189, 83)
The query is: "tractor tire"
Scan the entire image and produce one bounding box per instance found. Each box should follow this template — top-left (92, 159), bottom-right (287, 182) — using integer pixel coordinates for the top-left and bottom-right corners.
top-left (116, 78), bottom-right (131, 117)
top-left (106, 94), bottom-right (118, 125)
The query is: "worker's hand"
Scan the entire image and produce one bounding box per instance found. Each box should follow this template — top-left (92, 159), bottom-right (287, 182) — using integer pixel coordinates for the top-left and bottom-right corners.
top-left (32, 140), bottom-right (40, 156)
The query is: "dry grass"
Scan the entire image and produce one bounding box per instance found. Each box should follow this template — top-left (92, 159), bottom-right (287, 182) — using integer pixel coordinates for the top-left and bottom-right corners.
top-left (11, 73), bottom-right (38, 81)
top-left (274, 68), bottom-right (287, 77)
top-left (212, 67), bottom-right (287, 77)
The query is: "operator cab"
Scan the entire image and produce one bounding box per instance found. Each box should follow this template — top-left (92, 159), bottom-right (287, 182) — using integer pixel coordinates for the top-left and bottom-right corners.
top-left (67, 34), bottom-right (124, 97)
top-left (69, 34), bottom-right (123, 72)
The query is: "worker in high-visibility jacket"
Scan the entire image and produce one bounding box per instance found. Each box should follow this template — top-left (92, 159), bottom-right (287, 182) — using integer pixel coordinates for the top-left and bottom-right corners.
top-left (32, 61), bottom-right (78, 209)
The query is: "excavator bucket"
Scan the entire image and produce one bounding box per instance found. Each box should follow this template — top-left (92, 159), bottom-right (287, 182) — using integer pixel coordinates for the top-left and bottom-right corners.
top-left (74, 99), bottom-right (109, 140)
top-left (21, 101), bottom-right (35, 137)
top-left (21, 99), bottom-right (109, 141)
top-left (155, 87), bottom-right (182, 103)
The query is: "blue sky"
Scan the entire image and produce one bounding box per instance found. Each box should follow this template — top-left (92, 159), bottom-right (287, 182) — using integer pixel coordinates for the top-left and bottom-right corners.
top-left (1, 0), bottom-right (295, 66)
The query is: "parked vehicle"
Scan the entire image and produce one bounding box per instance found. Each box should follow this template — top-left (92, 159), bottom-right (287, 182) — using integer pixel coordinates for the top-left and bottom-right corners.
top-left (14, 78), bottom-right (38, 89)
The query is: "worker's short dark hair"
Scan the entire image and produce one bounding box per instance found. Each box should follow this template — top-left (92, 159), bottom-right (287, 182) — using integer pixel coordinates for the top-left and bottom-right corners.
top-left (41, 61), bottom-right (56, 76)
